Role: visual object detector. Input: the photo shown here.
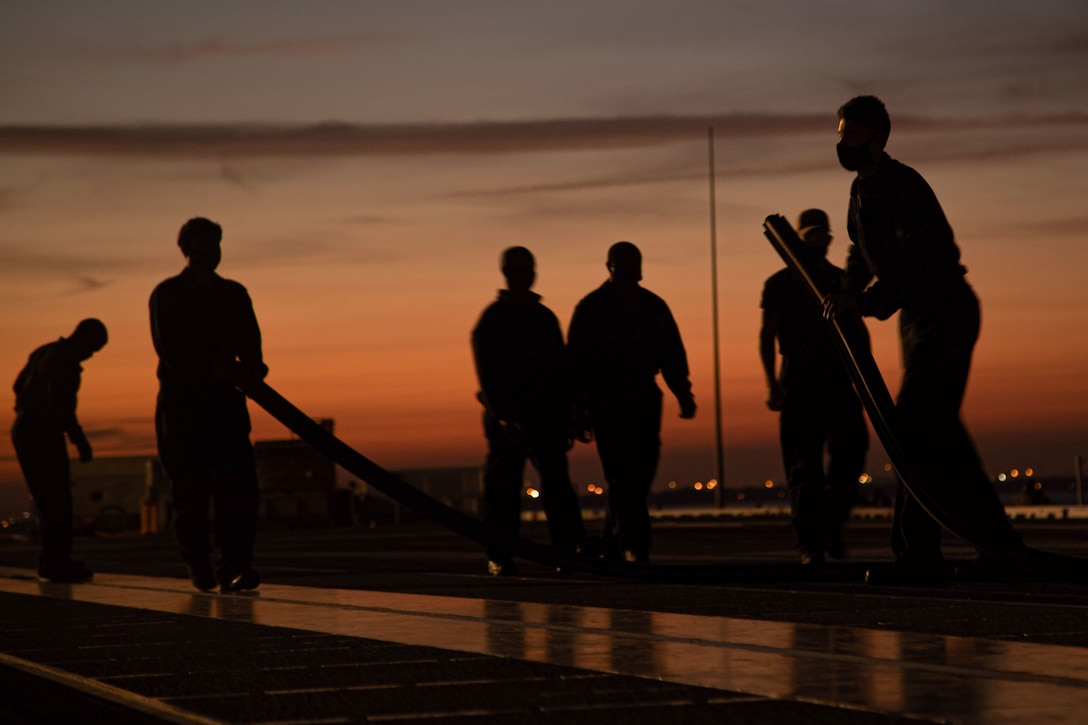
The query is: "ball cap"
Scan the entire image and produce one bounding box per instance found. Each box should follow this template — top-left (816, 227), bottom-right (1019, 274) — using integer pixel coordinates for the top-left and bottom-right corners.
top-left (796, 208), bottom-right (830, 241)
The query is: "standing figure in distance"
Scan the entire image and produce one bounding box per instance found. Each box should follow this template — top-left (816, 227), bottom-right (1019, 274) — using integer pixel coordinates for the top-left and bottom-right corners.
top-left (568, 242), bottom-right (696, 563)
top-left (472, 246), bottom-right (587, 576)
top-left (760, 209), bottom-right (868, 565)
top-left (150, 217), bottom-right (268, 593)
top-left (825, 96), bottom-right (1024, 584)
top-left (12, 319), bottom-right (108, 582)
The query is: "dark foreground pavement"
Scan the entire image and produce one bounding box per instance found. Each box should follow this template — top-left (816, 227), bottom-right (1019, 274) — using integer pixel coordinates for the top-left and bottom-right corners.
top-left (1, 514), bottom-right (1087, 723)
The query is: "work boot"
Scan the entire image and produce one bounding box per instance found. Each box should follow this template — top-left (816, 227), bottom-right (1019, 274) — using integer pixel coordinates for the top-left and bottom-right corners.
top-left (219, 568), bottom-right (260, 593)
top-left (188, 561), bottom-right (217, 592)
top-left (37, 560), bottom-right (93, 583)
top-left (865, 558), bottom-right (946, 586)
top-left (487, 558), bottom-right (518, 577)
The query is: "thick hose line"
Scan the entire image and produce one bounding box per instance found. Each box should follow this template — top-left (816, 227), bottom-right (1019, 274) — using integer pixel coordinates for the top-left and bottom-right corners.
top-left (242, 379), bottom-right (788, 582)
top-left (763, 214), bottom-right (1086, 581)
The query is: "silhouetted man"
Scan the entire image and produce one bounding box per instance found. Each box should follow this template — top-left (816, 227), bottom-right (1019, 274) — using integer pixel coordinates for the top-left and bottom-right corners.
top-left (472, 247), bottom-right (587, 576)
top-left (12, 318), bottom-right (108, 582)
top-left (150, 217), bottom-right (267, 592)
top-left (761, 209), bottom-right (868, 565)
top-left (825, 96), bottom-right (1024, 584)
top-left (568, 242), bottom-right (695, 563)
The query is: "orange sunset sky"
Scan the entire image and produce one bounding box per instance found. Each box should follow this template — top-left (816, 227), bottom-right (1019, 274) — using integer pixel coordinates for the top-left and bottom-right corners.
top-left (2, 2), bottom-right (1087, 514)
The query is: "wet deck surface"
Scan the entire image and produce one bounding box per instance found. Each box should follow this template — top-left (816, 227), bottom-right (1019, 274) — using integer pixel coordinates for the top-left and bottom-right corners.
top-left (1, 517), bottom-right (1087, 723)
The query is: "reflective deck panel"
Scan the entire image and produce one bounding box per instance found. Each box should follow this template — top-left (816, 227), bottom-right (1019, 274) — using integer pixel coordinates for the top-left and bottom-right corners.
top-left (2, 567), bottom-right (1087, 723)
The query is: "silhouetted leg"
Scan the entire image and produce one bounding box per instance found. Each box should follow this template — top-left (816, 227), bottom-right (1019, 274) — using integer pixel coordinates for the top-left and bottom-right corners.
top-left (593, 392), bottom-right (661, 560)
top-left (529, 431), bottom-right (585, 552)
top-left (13, 424), bottom-right (74, 571)
top-left (214, 437), bottom-right (260, 579)
top-left (895, 284), bottom-right (1021, 560)
top-left (825, 391), bottom-right (868, 549)
top-left (890, 482), bottom-right (943, 562)
top-left (781, 395), bottom-right (828, 555)
top-left (481, 412), bottom-right (526, 562)
top-left (167, 467), bottom-right (215, 570)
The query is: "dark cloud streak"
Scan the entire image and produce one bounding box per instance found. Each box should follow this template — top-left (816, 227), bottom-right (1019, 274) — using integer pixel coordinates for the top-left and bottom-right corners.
top-left (0, 115), bottom-right (834, 159)
top-left (2, 113), bottom-right (1085, 161)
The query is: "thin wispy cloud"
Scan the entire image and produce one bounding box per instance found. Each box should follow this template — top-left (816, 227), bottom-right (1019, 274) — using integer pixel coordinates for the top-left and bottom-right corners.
top-left (73, 275), bottom-right (109, 293)
top-left (64, 31), bottom-right (410, 65)
top-left (0, 249), bottom-right (130, 296)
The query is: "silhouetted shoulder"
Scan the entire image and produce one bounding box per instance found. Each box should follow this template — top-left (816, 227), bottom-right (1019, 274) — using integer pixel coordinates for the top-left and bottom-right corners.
top-left (150, 270), bottom-right (252, 303)
top-left (637, 286), bottom-right (671, 310)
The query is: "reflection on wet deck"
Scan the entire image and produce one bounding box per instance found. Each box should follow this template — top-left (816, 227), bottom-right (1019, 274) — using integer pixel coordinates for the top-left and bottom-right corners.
top-left (2, 567), bottom-right (1086, 723)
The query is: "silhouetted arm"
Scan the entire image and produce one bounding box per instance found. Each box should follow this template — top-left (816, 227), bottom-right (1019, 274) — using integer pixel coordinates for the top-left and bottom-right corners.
top-left (46, 350), bottom-right (93, 461)
top-left (230, 285), bottom-right (268, 384)
top-left (656, 300), bottom-right (695, 418)
top-left (759, 309), bottom-right (784, 412)
top-left (471, 306), bottom-right (518, 424)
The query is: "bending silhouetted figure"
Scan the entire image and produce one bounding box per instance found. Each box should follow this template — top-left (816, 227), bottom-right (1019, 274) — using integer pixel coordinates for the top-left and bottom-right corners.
top-left (568, 242), bottom-right (695, 563)
top-left (825, 96), bottom-right (1025, 585)
top-left (472, 246), bottom-right (587, 576)
top-left (150, 217), bottom-right (268, 593)
top-left (760, 209), bottom-right (868, 565)
top-left (12, 318), bottom-right (108, 582)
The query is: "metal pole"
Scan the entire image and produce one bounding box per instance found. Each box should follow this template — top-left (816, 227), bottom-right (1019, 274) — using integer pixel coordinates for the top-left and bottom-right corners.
top-left (708, 127), bottom-right (725, 507)
top-left (1076, 454), bottom-right (1084, 507)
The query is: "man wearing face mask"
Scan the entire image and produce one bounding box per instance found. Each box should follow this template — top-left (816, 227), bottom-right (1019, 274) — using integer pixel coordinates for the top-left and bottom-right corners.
top-left (824, 96), bottom-right (1024, 585)
top-left (760, 210), bottom-right (867, 566)
top-left (150, 217), bottom-right (268, 593)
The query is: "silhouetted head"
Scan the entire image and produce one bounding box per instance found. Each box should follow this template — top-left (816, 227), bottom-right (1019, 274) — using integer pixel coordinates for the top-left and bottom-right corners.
top-left (178, 217), bottom-right (223, 272)
top-left (836, 95), bottom-right (889, 174)
top-left (796, 209), bottom-right (832, 256)
top-left (500, 246), bottom-right (536, 294)
top-left (69, 318), bottom-right (108, 360)
top-left (607, 241), bottom-right (642, 288)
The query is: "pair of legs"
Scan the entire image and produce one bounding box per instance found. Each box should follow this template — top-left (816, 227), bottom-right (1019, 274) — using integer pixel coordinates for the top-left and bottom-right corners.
top-left (780, 382), bottom-right (868, 559)
top-left (162, 436), bottom-right (260, 589)
top-left (590, 389), bottom-right (662, 561)
top-left (891, 283), bottom-right (1022, 565)
top-left (11, 419), bottom-right (84, 579)
top-left (481, 411), bottom-right (586, 565)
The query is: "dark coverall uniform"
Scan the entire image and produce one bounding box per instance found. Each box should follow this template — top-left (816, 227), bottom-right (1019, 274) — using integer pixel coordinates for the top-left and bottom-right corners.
top-left (472, 290), bottom-right (586, 563)
top-left (568, 281), bottom-right (693, 560)
top-left (11, 338), bottom-right (90, 574)
top-left (762, 261), bottom-right (868, 557)
top-left (843, 153), bottom-right (1022, 563)
top-left (150, 267), bottom-right (267, 583)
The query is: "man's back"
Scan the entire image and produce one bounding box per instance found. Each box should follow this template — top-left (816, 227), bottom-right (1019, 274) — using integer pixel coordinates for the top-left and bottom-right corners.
top-left (150, 268), bottom-right (263, 396)
top-left (569, 282), bottom-right (688, 397)
top-left (13, 340), bottom-right (78, 428)
top-left (472, 292), bottom-right (567, 424)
